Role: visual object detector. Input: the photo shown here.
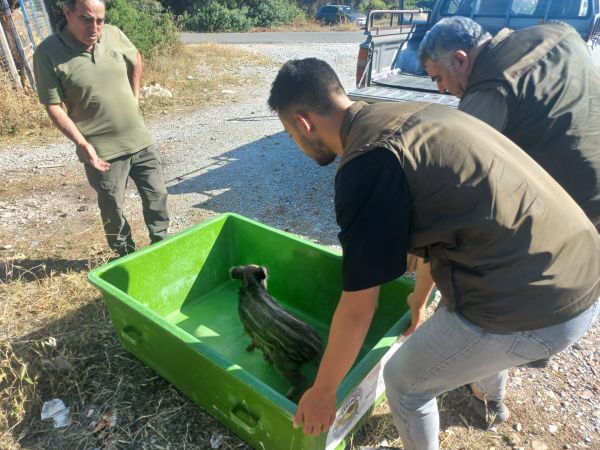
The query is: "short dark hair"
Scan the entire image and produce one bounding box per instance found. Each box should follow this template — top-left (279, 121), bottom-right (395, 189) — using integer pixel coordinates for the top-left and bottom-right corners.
top-left (64, 0), bottom-right (106, 11)
top-left (268, 58), bottom-right (346, 117)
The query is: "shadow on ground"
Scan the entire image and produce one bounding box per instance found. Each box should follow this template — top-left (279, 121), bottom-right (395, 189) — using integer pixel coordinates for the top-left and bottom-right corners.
top-left (166, 130), bottom-right (340, 247)
top-left (0, 258), bottom-right (92, 283)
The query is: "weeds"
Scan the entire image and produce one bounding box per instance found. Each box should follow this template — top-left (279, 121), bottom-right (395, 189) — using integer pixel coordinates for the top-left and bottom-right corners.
top-left (0, 72), bottom-right (51, 138)
top-left (0, 42), bottom-right (275, 142)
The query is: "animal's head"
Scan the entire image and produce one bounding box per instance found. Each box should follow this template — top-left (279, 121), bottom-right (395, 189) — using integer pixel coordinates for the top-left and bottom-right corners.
top-left (230, 264), bottom-right (268, 289)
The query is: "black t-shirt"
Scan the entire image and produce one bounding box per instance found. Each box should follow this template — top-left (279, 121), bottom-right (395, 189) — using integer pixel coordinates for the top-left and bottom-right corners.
top-left (334, 148), bottom-right (411, 291)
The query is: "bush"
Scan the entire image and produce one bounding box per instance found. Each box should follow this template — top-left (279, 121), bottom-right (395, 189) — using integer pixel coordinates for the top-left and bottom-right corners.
top-left (48, 0), bottom-right (178, 56)
top-left (403, 0), bottom-right (436, 9)
top-left (173, 0), bottom-right (305, 32)
top-left (248, 0), bottom-right (305, 28)
top-left (179, 1), bottom-right (255, 32)
top-left (359, 0), bottom-right (389, 14)
top-left (106, 0), bottom-right (178, 56)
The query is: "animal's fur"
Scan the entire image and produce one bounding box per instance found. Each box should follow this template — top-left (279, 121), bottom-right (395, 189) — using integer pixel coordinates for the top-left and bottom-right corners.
top-left (230, 264), bottom-right (323, 399)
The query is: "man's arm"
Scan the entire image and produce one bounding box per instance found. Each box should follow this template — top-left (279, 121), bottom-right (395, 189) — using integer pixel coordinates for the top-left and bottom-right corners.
top-left (45, 104), bottom-right (110, 172)
top-left (293, 286), bottom-right (379, 435)
top-left (403, 257), bottom-right (434, 336)
top-left (127, 51), bottom-right (143, 104)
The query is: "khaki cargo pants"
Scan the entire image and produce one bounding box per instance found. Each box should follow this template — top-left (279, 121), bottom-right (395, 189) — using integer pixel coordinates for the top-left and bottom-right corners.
top-left (84, 145), bottom-right (169, 256)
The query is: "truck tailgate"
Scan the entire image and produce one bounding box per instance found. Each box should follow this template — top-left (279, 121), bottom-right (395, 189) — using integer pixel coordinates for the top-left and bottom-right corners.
top-left (348, 85), bottom-right (459, 106)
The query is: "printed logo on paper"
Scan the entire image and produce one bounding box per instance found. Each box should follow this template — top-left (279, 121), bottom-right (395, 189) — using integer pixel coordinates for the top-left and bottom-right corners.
top-left (331, 387), bottom-right (363, 439)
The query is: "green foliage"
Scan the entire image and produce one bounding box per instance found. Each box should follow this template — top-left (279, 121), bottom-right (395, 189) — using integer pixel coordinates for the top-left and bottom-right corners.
top-left (358, 0), bottom-right (389, 14)
top-left (248, 0), bottom-right (305, 28)
top-left (403, 0), bottom-right (437, 9)
top-left (106, 0), bottom-right (178, 56)
top-left (48, 0), bottom-right (178, 56)
top-left (179, 1), bottom-right (255, 32)
top-left (178, 0), bottom-right (305, 32)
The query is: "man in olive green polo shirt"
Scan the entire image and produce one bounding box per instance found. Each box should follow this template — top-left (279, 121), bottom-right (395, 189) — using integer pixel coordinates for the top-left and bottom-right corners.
top-left (33, 0), bottom-right (169, 257)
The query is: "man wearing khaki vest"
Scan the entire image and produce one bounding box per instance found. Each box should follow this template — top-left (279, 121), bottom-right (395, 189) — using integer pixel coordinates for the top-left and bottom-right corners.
top-left (417, 16), bottom-right (600, 370)
top-left (33, 0), bottom-right (169, 258)
top-left (268, 58), bottom-right (600, 450)
top-left (418, 17), bottom-right (600, 232)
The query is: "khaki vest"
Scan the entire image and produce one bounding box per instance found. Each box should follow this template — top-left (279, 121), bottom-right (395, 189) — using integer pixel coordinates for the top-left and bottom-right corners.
top-left (339, 101), bottom-right (600, 332)
top-left (464, 23), bottom-right (600, 229)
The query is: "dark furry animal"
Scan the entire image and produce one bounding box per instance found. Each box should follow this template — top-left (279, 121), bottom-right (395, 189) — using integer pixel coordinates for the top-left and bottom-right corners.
top-left (230, 264), bottom-right (323, 399)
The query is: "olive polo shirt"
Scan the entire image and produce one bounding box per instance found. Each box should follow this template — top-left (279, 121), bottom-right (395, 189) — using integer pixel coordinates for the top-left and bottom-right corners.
top-left (33, 24), bottom-right (153, 161)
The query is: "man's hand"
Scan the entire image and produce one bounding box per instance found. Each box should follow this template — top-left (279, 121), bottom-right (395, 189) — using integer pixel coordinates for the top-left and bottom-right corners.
top-left (402, 257), bottom-right (435, 337)
top-left (77, 142), bottom-right (110, 172)
top-left (403, 292), bottom-right (427, 336)
top-left (44, 104), bottom-right (110, 171)
top-left (293, 385), bottom-right (336, 435)
top-left (292, 287), bottom-right (379, 436)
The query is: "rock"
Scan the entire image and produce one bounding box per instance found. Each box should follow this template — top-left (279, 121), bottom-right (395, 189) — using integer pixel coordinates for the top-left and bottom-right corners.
top-left (548, 424), bottom-right (558, 433)
top-left (77, 205), bottom-right (88, 212)
top-left (221, 89), bottom-right (236, 94)
top-left (141, 83), bottom-right (173, 98)
top-left (531, 440), bottom-right (548, 450)
top-left (579, 390), bottom-right (593, 399)
top-left (1, 244), bottom-right (13, 250)
top-left (514, 422), bottom-right (523, 432)
top-left (584, 436), bottom-right (592, 443)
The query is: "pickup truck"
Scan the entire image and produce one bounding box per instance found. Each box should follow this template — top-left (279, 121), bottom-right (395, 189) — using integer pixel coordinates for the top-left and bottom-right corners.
top-left (348, 0), bottom-right (600, 105)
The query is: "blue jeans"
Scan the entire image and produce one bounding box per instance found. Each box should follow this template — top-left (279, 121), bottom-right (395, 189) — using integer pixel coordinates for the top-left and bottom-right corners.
top-left (383, 298), bottom-right (600, 450)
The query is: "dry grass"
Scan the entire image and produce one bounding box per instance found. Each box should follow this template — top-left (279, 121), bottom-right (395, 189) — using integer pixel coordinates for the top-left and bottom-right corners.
top-left (253, 19), bottom-right (363, 32)
top-left (0, 72), bottom-right (52, 138)
top-left (0, 253), bottom-right (249, 450)
top-left (140, 42), bottom-right (276, 115)
top-left (0, 42), bottom-right (276, 144)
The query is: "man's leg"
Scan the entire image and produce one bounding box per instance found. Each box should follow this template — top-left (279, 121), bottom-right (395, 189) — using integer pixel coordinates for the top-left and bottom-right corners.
top-left (128, 145), bottom-right (169, 244)
top-left (84, 158), bottom-right (135, 256)
top-left (383, 299), bottom-right (599, 450)
top-left (471, 297), bottom-right (600, 405)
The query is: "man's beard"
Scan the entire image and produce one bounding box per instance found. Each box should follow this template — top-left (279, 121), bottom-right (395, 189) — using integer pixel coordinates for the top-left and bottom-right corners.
top-left (301, 134), bottom-right (336, 166)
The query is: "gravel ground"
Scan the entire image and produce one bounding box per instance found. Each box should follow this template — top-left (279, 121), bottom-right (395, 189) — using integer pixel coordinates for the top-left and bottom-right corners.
top-left (1, 41), bottom-right (599, 449)
top-left (1, 43), bottom-right (357, 248)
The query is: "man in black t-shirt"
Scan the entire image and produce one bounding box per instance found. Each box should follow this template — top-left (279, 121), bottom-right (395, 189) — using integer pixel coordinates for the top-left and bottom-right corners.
top-left (267, 58), bottom-right (600, 449)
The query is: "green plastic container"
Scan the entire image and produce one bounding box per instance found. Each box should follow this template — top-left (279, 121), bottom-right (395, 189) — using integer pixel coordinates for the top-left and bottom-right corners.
top-left (88, 213), bottom-right (413, 450)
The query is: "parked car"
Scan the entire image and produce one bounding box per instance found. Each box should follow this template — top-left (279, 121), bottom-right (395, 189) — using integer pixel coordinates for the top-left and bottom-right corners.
top-left (316, 4), bottom-right (367, 27)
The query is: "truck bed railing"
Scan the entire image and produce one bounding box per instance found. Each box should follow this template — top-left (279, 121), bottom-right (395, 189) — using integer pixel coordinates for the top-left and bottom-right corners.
top-left (366, 9), bottom-right (430, 35)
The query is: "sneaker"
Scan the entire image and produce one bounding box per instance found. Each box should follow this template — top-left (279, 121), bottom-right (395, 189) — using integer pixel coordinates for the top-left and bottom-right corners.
top-left (471, 397), bottom-right (510, 425)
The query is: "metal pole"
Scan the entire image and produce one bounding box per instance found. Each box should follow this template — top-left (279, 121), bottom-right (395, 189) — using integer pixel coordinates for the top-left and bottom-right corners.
top-left (0, 21), bottom-right (22, 88)
top-left (18, 0), bottom-right (37, 49)
top-left (0, 0), bottom-right (36, 89)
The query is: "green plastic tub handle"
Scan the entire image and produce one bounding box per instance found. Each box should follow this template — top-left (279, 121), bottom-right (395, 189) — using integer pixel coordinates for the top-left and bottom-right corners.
top-left (230, 403), bottom-right (259, 434)
top-left (121, 325), bottom-right (143, 346)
